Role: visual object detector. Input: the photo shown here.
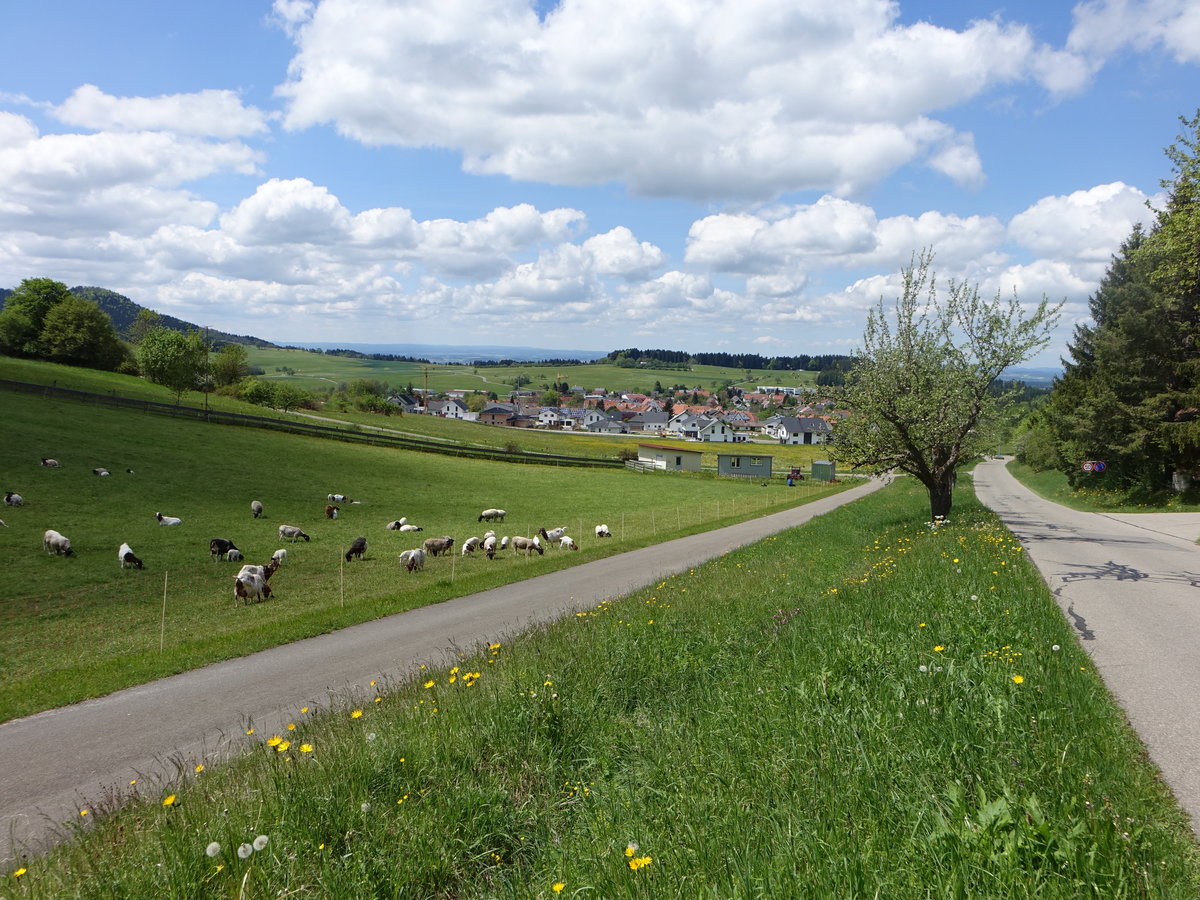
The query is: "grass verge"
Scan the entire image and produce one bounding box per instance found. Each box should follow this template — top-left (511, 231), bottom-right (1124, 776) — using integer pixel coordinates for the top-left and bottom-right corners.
top-left (1006, 460), bottom-right (1200, 513)
top-left (5, 478), bottom-right (1197, 898)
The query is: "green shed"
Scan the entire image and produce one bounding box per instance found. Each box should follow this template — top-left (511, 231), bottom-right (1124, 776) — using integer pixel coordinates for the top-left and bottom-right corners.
top-left (811, 460), bottom-right (836, 482)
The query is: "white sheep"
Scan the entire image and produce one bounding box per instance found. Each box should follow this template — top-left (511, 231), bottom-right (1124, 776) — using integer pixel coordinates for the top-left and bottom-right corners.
top-left (482, 534), bottom-right (498, 559)
top-left (92, 467), bottom-right (110, 476)
top-left (478, 508), bottom-right (506, 522)
top-left (595, 524), bottom-right (612, 538)
top-left (500, 536), bottom-right (510, 550)
top-left (399, 548), bottom-right (427, 572)
top-left (251, 500), bottom-right (264, 518)
top-left (226, 548), bottom-right (243, 562)
top-left (560, 535), bottom-right (578, 551)
top-left (328, 493), bottom-right (355, 504)
top-left (278, 525), bottom-right (310, 542)
top-left (155, 512), bottom-right (182, 526)
top-left (385, 518), bottom-right (409, 530)
top-left (272, 548), bottom-right (287, 564)
top-left (398, 523), bottom-right (423, 533)
top-left (118, 542), bottom-right (143, 569)
top-left (4, 491), bottom-right (23, 507)
top-left (461, 536), bottom-right (481, 556)
top-left (43, 529), bottom-right (73, 556)
top-left (40, 458), bottom-right (60, 467)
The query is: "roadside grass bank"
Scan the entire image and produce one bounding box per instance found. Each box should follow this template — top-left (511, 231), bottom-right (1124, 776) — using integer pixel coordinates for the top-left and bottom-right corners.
top-left (1006, 460), bottom-right (1200, 513)
top-left (6, 479), bottom-right (1197, 898)
top-left (0, 389), bottom-right (844, 723)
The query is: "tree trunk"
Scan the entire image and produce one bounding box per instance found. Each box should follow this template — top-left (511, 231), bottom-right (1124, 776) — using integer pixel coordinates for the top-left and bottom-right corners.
top-left (927, 473), bottom-right (955, 521)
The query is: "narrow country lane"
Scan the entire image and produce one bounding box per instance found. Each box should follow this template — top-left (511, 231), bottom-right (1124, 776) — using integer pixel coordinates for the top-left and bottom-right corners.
top-left (973, 458), bottom-right (1200, 837)
top-left (0, 478), bottom-right (883, 865)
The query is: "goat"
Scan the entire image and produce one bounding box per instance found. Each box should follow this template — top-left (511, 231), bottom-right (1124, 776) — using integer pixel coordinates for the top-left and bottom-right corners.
top-left (43, 529), bottom-right (73, 556)
top-left (538, 526), bottom-right (567, 547)
top-left (560, 535), bottom-right (578, 551)
top-left (511, 536), bottom-right (544, 557)
top-left (226, 548), bottom-right (243, 562)
top-left (40, 458), bottom-right (60, 467)
top-left (4, 491), bottom-right (23, 507)
top-left (92, 467), bottom-right (110, 476)
top-left (118, 541), bottom-right (144, 570)
top-left (399, 548), bottom-right (426, 573)
top-left (461, 536), bottom-right (481, 556)
top-left (595, 524), bottom-right (612, 538)
top-left (272, 548), bottom-right (287, 565)
top-left (398, 523), bottom-right (423, 532)
top-left (325, 504), bottom-right (339, 519)
top-left (478, 508), bottom-right (507, 523)
top-left (278, 525), bottom-right (310, 542)
top-left (251, 500), bottom-right (264, 519)
top-left (327, 493), bottom-right (355, 504)
top-left (156, 512), bottom-right (182, 526)
top-left (482, 534), bottom-right (497, 559)
top-left (237, 559), bottom-right (280, 581)
top-left (234, 571), bottom-right (272, 605)
top-left (385, 518), bottom-right (408, 530)
top-left (210, 538), bottom-right (239, 562)
top-left (422, 536), bottom-right (455, 557)
top-left (345, 536), bottom-right (368, 562)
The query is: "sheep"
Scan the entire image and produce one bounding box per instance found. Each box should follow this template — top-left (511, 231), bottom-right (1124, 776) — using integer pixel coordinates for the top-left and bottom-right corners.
top-left (327, 493), bottom-right (354, 504)
top-left (4, 491), bottom-right (23, 507)
top-left (461, 536), bottom-right (481, 556)
top-left (92, 467), bottom-right (110, 476)
top-left (40, 458), bottom-right (60, 467)
top-left (155, 512), bottom-right (182, 526)
top-left (234, 571), bottom-right (272, 605)
top-left (278, 525), bottom-right (310, 542)
top-left (511, 536), bottom-right (544, 557)
top-left (345, 536), bottom-right (368, 562)
top-left (272, 548), bottom-right (287, 565)
top-left (125, 468), bottom-right (135, 475)
top-left (595, 524), bottom-right (612, 538)
top-left (398, 523), bottom-right (423, 533)
top-left (118, 542), bottom-right (143, 569)
top-left (399, 548), bottom-right (426, 572)
top-left (422, 536), bottom-right (455, 557)
top-left (385, 518), bottom-right (409, 530)
top-left (478, 508), bottom-right (507, 523)
top-left (482, 534), bottom-right (498, 559)
top-left (226, 548), bottom-right (243, 562)
top-left (325, 504), bottom-right (340, 520)
top-left (538, 526), bottom-right (568, 547)
top-left (209, 538), bottom-right (239, 562)
top-left (237, 559), bottom-right (280, 581)
top-left (560, 535), bottom-right (578, 551)
top-left (251, 500), bottom-right (264, 519)
top-left (500, 536), bottom-right (510, 550)
top-left (43, 529), bottom-right (73, 556)
top-left (482, 530), bottom-right (496, 540)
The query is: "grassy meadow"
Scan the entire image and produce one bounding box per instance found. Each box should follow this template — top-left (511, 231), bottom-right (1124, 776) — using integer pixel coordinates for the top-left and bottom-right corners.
top-left (5, 477), bottom-right (1199, 898)
top-left (1006, 461), bottom-right (1200, 513)
top-left (0, 386), bottom-right (844, 723)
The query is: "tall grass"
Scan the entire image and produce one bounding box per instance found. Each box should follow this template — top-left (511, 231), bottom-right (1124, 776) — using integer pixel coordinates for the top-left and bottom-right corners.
top-left (6, 479), bottom-right (1197, 898)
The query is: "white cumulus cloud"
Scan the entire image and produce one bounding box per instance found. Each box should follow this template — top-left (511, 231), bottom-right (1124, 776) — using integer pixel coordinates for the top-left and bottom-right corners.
top-left (53, 84), bottom-right (269, 138)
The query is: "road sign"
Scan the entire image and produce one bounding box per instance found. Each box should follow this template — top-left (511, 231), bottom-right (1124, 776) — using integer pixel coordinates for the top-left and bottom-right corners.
top-left (1082, 461), bottom-right (1094, 472)
top-left (1093, 461), bottom-right (1107, 473)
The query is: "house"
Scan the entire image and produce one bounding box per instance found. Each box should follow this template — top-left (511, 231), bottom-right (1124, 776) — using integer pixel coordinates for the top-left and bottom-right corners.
top-left (537, 408), bottom-right (567, 428)
top-left (771, 415), bottom-right (833, 445)
top-left (716, 453), bottom-right (773, 479)
top-left (694, 418), bottom-right (735, 442)
top-left (386, 394), bottom-right (421, 414)
top-left (587, 415), bottom-right (629, 434)
top-left (637, 443), bottom-right (702, 472)
top-left (479, 404), bottom-right (517, 426)
top-left (427, 398), bottom-right (469, 419)
top-left (627, 409), bottom-right (669, 432)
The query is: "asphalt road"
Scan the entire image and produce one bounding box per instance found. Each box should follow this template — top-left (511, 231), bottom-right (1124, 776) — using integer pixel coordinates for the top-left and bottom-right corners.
top-left (973, 458), bottom-right (1200, 837)
top-left (0, 477), bottom-right (883, 865)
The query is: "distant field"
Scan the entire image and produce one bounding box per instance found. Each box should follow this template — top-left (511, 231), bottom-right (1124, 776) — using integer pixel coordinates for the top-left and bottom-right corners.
top-left (247, 347), bottom-right (821, 394)
top-left (0, 384), bottom-right (847, 722)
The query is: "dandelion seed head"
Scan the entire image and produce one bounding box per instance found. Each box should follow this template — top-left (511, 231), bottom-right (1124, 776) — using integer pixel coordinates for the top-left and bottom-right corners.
top-left (237, 843), bottom-right (253, 859)
top-left (918, 665), bottom-right (928, 673)
top-left (253, 835), bottom-right (269, 851)
top-left (205, 842), bottom-right (221, 857)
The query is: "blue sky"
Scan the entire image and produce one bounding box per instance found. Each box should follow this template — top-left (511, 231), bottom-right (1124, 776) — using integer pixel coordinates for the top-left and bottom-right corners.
top-left (2, 1), bottom-right (1198, 365)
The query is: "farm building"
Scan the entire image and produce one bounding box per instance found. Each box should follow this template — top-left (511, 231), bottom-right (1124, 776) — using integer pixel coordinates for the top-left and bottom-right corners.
top-left (637, 443), bottom-right (703, 472)
top-left (716, 453), bottom-right (773, 479)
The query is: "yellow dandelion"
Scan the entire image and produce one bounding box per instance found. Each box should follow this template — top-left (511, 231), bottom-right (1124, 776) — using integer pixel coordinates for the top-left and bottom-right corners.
top-left (163, 794), bottom-right (177, 807)
top-left (300, 743), bottom-right (313, 753)
top-left (245, 728), bottom-right (255, 735)
top-left (194, 764), bottom-right (204, 774)
top-left (375, 696), bottom-right (382, 703)
top-left (129, 779), bottom-right (137, 786)
top-left (1012, 675), bottom-right (1024, 684)
top-left (370, 680), bottom-right (377, 686)
top-left (424, 680), bottom-right (435, 689)
top-left (449, 675), bottom-right (457, 683)
top-left (351, 709), bottom-right (364, 719)
top-left (450, 667), bottom-right (459, 675)
top-left (287, 723), bottom-right (296, 731)
top-left (13, 868), bottom-right (27, 877)
top-left (267, 735), bottom-right (283, 747)
top-left (79, 809), bottom-right (88, 816)
top-left (918, 623), bottom-right (926, 628)
top-left (277, 740), bottom-right (291, 752)
top-left (934, 645), bottom-right (945, 652)
top-left (301, 706), bottom-right (309, 713)
top-left (552, 882), bottom-right (565, 893)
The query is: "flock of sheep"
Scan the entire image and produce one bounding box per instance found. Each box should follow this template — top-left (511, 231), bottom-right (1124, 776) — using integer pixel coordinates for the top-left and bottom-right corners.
top-left (15, 468), bottom-right (615, 607)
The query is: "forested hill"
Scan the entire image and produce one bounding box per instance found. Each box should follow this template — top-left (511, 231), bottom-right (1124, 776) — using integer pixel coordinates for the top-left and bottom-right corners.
top-left (0, 285), bottom-right (276, 348)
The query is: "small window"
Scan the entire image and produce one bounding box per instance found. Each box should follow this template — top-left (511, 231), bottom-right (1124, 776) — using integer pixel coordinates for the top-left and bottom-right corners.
top-left (675, 456), bottom-right (682, 466)
top-left (751, 457), bottom-right (761, 465)
top-left (730, 457), bottom-right (741, 468)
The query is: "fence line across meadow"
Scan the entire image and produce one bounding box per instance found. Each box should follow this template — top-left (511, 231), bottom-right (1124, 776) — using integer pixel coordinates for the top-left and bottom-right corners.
top-left (0, 379), bottom-right (623, 469)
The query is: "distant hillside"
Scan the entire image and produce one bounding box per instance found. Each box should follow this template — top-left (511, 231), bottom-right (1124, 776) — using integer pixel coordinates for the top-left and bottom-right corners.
top-left (0, 284), bottom-right (276, 348)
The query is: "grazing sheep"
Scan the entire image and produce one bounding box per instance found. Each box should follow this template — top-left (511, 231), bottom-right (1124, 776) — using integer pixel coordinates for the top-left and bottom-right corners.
top-left (226, 548), bottom-right (243, 562)
top-left (327, 493), bottom-right (354, 504)
top-left (398, 523), bottom-right (423, 533)
top-left (278, 525), bottom-right (310, 542)
top-left (385, 518), bottom-right (409, 530)
top-left (43, 529), bottom-right (73, 556)
top-left (345, 536), bottom-right (368, 562)
top-left (560, 535), bottom-right (578, 551)
top-left (325, 504), bottom-right (339, 519)
top-left (500, 536), bottom-right (510, 550)
top-left (595, 524), bottom-right (612, 538)
top-left (210, 538), bottom-right (240, 562)
top-left (155, 512), bottom-right (182, 526)
top-left (399, 548), bottom-right (426, 572)
top-left (422, 536), bottom-right (455, 557)
top-left (511, 536), bottom-right (544, 557)
top-left (461, 536), bottom-right (481, 556)
top-left (125, 468), bottom-right (135, 475)
top-left (40, 458), bottom-right (60, 467)
top-left (482, 534), bottom-right (498, 559)
top-left (0, 520), bottom-right (6, 527)
top-left (538, 526), bottom-right (568, 547)
top-left (234, 571), bottom-right (272, 605)
top-left (4, 491), bottom-right (23, 507)
top-left (118, 542), bottom-right (143, 569)
top-left (251, 500), bottom-right (264, 518)
top-left (237, 559), bottom-right (280, 581)
top-left (92, 467), bottom-right (110, 476)
top-left (478, 508), bottom-right (507, 523)
top-left (272, 549), bottom-right (287, 565)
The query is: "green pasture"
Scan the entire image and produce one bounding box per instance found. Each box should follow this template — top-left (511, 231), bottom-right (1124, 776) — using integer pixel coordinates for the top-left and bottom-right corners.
top-left (7, 478), bottom-right (1198, 898)
top-left (0, 387), bottom-right (845, 723)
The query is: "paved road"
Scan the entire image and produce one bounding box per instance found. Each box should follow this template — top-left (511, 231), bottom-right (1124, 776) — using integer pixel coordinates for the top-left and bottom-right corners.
top-left (973, 458), bottom-right (1200, 836)
top-left (0, 478), bottom-right (883, 865)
